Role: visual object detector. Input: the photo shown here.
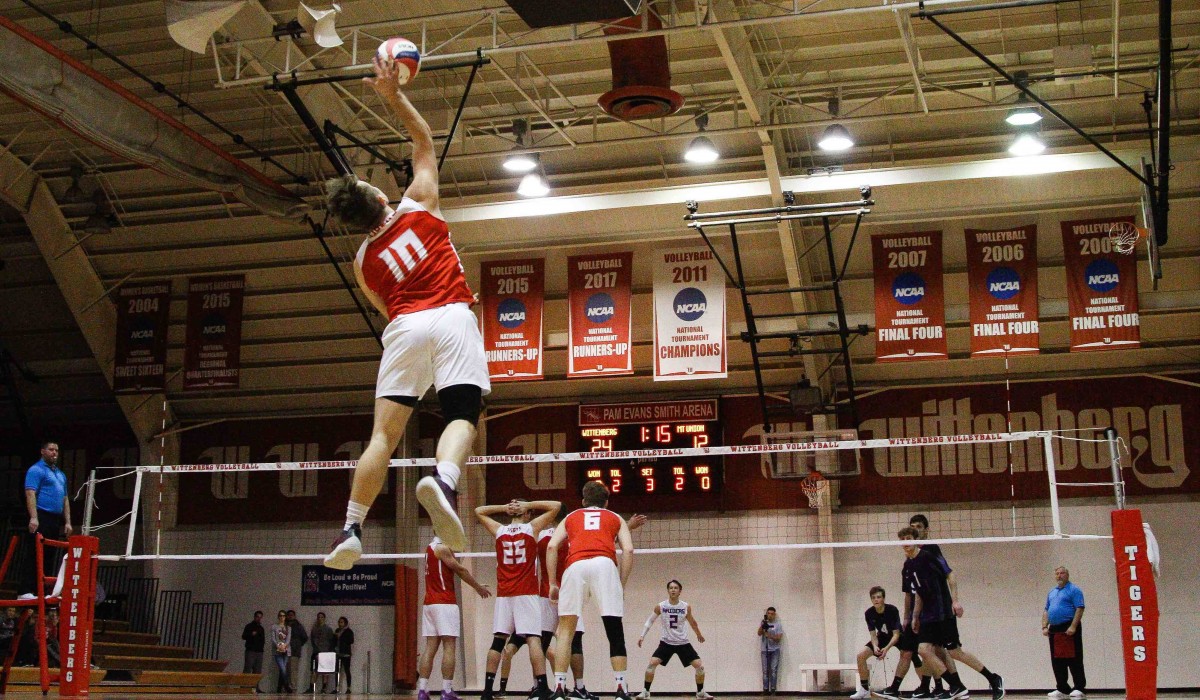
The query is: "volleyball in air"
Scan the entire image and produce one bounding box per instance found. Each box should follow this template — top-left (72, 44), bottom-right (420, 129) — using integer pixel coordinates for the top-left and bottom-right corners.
top-left (376, 38), bottom-right (421, 84)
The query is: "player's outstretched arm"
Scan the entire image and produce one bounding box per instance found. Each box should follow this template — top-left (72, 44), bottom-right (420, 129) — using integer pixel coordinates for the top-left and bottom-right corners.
top-left (617, 518), bottom-right (634, 586)
top-left (628, 513), bottom-right (648, 531)
top-left (364, 56), bottom-right (440, 216)
top-left (639, 605), bottom-right (662, 647)
top-left (435, 544), bottom-right (491, 598)
top-left (546, 521), bottom-right (567, 600)
top-left (687, 607), bottom-right (705, 643)
top-left (474, 504), bottom-right (509, 535)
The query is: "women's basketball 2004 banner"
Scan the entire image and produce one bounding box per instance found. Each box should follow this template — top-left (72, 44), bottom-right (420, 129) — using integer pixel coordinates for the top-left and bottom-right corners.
top-left (1061, 217), bottom-right (1140, 352)
top-left (964, 225), bottom-right (1040, 356)
top-left (480, 259), bottom-right (544, 381)
top-left (113, 280), bottom-right (172, 393)
top-left (568, 252), bottom-right (633, 378)
top-left (872, 232), bottom-right (947, 362)
top-left (183, 275), bottom-right (244, 390)
top-left (653, 247), bottom-right (726, 381)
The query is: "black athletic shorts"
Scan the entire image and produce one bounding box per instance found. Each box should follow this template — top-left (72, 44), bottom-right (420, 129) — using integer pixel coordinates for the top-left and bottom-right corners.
top-left (652, 642), bottom-right (700, 666)
top-left (916, 618), bottom-right (962, 650)
top-left (897, 626), bottom-right (919, 653)
top-left (864, 633), bottom-right (891, 651)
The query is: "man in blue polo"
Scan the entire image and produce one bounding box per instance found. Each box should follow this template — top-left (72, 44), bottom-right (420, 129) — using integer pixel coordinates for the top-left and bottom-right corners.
top-left (20, 441), bottom-right (72, 600)
top-left (1042, 566), bottom-right (1086, 699)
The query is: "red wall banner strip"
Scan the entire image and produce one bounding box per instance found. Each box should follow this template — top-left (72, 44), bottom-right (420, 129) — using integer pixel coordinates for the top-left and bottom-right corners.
top-left (480, 259), bottom-right (544, 381)
top-left (113, 280), bottom-right (172, 393)
top-left (567, 252), bottom-right (634, 378)
top-left (1061, 217), bottom-right (1141, 351)
top-left (872, 231), bottom-right (947, 362)
top-left (1111, 509), bottom-right (1158, 700)
top-left (964, 225), bottom-right (1040, 356)
top-left (183, 275), bottom-right (245, 390)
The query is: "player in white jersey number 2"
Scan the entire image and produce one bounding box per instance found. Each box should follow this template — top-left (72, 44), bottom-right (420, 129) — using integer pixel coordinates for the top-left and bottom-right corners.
top-left (636, 580), bottom-right (710, 700)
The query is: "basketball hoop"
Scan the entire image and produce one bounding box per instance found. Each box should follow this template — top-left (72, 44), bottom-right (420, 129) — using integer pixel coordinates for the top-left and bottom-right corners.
top-left (801, 471), bottom-right (829, 509)
top-left (1106, 221), bottom-right (1147, 255)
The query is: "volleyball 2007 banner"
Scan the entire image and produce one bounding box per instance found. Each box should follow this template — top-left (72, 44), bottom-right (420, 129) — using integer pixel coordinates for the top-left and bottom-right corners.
top-left (568, 252), bottom-right (633, 378)
top-left (652, 247), bottom-right (726, 381)
top-left (872, 231), bottom-right (947, 362)
top-left (480, 259), bottom-right (544, 382)
top-left (183, 274), bottom-right (244, 390)
top-left (1061, 217), bottom-right (1141, 352)
top-left (113, 280), bottom-right (172, 393)
top-left (965, 225), bottom-right (1040, 356)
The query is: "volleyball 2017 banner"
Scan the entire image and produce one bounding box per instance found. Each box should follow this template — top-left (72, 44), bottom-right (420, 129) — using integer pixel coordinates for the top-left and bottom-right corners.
top-left (480, 259), bottom-right (544, 381)
top-left (964, 225), bottom-right (1040, 356)
top-left (567, 252), bottom-right (633, 378)
top-left (183, 275), bottom-right (244, 390)
top-left (113, 280), bottom-right (172, 393)
top-left (872, 231), bottom-right (947, 362)
top-left (1061, 217), bottom-right (1140, 352)
top-left (652, 247), bottom-right (726, 381)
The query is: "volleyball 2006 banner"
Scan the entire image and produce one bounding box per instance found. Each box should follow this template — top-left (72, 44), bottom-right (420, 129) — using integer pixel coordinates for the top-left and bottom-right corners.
top-left (113, 280), bottom-right (172, 393)
top-left (652, 247), bottom-right (726, 381)
top-left (964, 225), bottom-right (1040, 356)
top-left (1061, 217), bottom-right (1140, 352)
top-left (872, 231), bottom-right (947, 362)
top-left (568, 252), bottom-right (633, 378)
top-left (480, 259), bottom-right (544, 381)
top-left (183, 274), bottom-right (244, 390)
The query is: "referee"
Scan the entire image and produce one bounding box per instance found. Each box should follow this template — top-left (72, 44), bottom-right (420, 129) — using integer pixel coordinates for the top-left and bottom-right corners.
top-left (20, 441), bottom-right (72, 599)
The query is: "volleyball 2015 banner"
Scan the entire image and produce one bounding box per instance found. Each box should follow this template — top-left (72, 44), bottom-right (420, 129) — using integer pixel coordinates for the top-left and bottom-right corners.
top-left (567, 252), bottom-right (633, 378)
top-left (872, 231), bottom-right (947, 362)
top-left (964, 225), bottom-right (1040, 356)
top-left (113, 280), bottom-right (172, 393)
top-left (1061, 217), bottom-right (1140, 352)
top-left (480, 259), bottom-right (544, 381)
top-left (183, 275), bottom-right (244, 390)
top-left (652, 247), bottom-right (726, 381)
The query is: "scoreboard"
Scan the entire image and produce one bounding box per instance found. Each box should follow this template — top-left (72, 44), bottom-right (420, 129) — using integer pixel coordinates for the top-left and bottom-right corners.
top-left (577, 400), bottom-right (723, 510)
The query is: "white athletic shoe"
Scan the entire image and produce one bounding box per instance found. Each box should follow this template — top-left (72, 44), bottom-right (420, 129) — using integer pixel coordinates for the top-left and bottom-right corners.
top-left (1068, 691), bottom-right (1086, 699)
top-left (18, 593), bottom-right (36, 600)
top-left (323, 524), bottom-right (362, 570)
top-left (1047, 692), bottom-right (1068, 700)
top-left (636, 691), bottom-right (651, 699)
top-left (851, 688), bottom-right (872, 700)
top-left (696, 692), bottom-right (713, 700)
top-left (416, 475), bottom-right (467, 552)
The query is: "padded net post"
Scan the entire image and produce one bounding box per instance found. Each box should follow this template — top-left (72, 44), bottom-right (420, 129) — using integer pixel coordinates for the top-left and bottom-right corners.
top-left (58, 535), bottom-right (99, 697)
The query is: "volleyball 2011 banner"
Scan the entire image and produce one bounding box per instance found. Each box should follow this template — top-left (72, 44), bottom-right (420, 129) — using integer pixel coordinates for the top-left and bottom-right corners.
top-left (1061, 217), bottom-right (1140, 352)
top-left (113, 280), bottom-right (172, 393)
top-left (480, 259), bottom-right (544, 381)
top-left (568, 252), bottom-right (633, 378)
top-left (965, 225), bottom-right (1040, 356)
top-left (652, 247), bottom-right (726, 381)
top-left (183, 275), bottom-right (244, 390)
top-left (872, 232), bottom-right (947, 362)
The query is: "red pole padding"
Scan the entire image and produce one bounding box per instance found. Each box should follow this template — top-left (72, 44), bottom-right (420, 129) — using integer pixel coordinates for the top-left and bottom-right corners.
top-left (58, 535), bottom-right (100, 697)
top-left (1110, 510), bottom-right (1158, 700)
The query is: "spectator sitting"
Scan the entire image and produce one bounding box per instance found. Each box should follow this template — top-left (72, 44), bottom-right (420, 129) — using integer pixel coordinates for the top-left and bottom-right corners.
top-left (0, 607), bottom-right (17, 661)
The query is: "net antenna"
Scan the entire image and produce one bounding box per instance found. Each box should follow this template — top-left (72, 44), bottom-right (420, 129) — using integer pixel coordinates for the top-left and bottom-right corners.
top-left (1104, 220), bottom-right (1146, 256)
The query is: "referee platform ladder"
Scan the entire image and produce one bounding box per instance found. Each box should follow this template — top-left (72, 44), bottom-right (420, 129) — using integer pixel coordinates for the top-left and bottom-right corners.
top-left (684, 187), bottom-right (873, 431)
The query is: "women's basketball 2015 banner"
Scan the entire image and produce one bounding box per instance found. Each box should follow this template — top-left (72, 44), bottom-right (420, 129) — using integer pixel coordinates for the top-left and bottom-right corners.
top-left (964, 225), bottom-right (1040, 356)
top-left (871, 231), bottom-right (947, 362)
top-left (1061, 217), bottom-right (1141, 352)
top-left (652, 247), bottom-right (726, 381)
top-left (113, 280), bottom-right (172, 393)
top-left (183, 275), bottom-right (244, 390)
top-left (567, 252), bottom-right (634, 378)
top-left (480, 259), bottom-right (544, 381)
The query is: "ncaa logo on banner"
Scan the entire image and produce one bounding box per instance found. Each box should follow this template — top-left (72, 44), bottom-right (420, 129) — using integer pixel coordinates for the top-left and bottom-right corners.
top-left (986, 267), bottom-right (1021, 300)
top-left (497, 298), bottom-right (527, 328)
top-left (673, 287), bottom-right (707, 321)
top-left (130, 317), bottom-right (156, 345)
top-left (892, 273), bottom-right (925, 305)
top-left (585, 293), bottom-right (616, 324)
top-left (1085, 259), bottom-right (1120, 292)
top-left (201, 313), bottom-right (227, 338)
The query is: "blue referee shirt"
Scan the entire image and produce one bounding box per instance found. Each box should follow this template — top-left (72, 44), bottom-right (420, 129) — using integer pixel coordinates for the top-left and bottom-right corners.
top-left (25, 459), bottom-right (67, 514)
top-left (1045, 581), bottom-right (1085, 625)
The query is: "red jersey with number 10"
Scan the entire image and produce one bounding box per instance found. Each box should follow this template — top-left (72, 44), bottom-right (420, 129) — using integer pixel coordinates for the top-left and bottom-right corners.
top-left (537, 528), bottom-right (570, 597)
top-left (563, 507), bottom-right (622, 570)
top-left (424, 539), bottom-right (456, 605)
top-left (495, 523), bottom-right (539, 597)
top-left (356, 198), bottom-right (474, 321)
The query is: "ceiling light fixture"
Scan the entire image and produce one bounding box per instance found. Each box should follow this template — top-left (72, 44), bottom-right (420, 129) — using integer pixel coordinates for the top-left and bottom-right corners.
top-left (1007, 132), bottom-right (1046, 157)
top-left (517, 171), bottom-right (549, 198)
top-left (1005, 95), bottom-right (1043, 127)
top-left (504, 118), bottom-right (539, 173)
top-left (62, 164), bottom-right (89, 203)
top-left (684, 113), bottom-right (719, 164)
top-left (817, 124), bottom-right (854, 152)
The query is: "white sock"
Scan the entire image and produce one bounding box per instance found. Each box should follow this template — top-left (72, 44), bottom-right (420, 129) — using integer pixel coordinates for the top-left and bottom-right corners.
top-left (614, 673), bottom-right (626, 692)
top-left (418, 679), bottom-right (428, 691)
top-left (575, 680), bottom-right (585, 690)
top-left (436, 461), bottom-right (461, 491)
top-left (443, 680), bottom-right (454, 693)
top-left (554, 673), bottom-right (568, 691)
top-left (344, 501), bottom-right (370, 529)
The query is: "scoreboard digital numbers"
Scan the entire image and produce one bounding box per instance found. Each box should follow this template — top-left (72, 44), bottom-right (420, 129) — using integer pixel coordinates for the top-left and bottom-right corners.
top-left (577, 400), bottom-right (723, 510)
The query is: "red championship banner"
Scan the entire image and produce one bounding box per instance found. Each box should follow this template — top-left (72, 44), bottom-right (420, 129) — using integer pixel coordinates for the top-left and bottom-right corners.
top-left (872, 231), bottom-right (947, 361)
top-left (480, 259), bottom-right (544, 381)
top-left (1061, 217), bottom-right (1141, 351)
top-left (964, 225), bottom-right (1040, 356)
top-left (183, 274), bottom-right (245, 390)
top-left (567, 252), bottom-right (633, 378)
top-left (1111, 509), bottom-right (1159, 700)
top-left (113, 280), bottom-right (171, 393)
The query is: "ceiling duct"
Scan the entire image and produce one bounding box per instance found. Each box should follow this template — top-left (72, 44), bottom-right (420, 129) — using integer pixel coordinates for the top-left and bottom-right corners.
top-left (502, 0), bottom-right (641, 28)
top-left (597, 13), bottom-right (684, 121)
